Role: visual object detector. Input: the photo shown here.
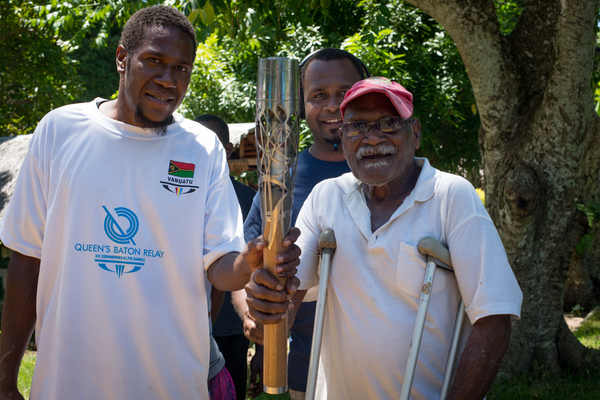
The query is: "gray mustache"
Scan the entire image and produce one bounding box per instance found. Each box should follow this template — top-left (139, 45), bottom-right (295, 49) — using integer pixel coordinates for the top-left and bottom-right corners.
top-left (355, 144), bottom-right (398, 160)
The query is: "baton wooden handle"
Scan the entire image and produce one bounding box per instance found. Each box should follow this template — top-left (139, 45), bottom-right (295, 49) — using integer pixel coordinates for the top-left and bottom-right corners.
top-left (263, 226), bottom-right (288, 394)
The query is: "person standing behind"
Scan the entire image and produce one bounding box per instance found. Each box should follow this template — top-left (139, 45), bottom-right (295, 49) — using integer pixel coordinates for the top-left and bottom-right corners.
top-left (195, 114), bottom-right (256, 400)
top-left (239, 48), bottom-right (369, 399)
top-left (0, 6), bottom-right (299, 400)
top-left (194, 115), bottom-right (256, 221)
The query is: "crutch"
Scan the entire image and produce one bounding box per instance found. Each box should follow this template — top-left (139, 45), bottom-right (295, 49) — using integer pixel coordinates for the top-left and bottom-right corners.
top-left (306, 229), bottom-right (337, 400)
top-left (400, 237), bottom-right (466, 400)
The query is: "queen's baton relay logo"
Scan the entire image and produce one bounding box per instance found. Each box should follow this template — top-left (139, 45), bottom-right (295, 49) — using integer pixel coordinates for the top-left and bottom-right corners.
top-left (160, 160), bottom-right (199, 196)
top-left (103, 206), bottom-right (138, 245)
top-left (74, 206), bottom-right (165, 279)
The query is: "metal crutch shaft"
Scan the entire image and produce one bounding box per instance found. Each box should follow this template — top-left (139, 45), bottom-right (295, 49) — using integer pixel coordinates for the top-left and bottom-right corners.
top-left (440, 298), bottom-right (465, 400)
top-left (306, 229), bottom-right (337, 400)
top-left (400, 237), bottom-right (458, 400)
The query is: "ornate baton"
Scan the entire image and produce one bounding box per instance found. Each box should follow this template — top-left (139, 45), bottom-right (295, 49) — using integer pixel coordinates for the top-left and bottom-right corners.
top-left (256, 57), bottom-right (300, 394)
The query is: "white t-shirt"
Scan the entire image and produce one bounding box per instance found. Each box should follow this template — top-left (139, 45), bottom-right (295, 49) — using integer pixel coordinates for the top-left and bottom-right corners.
top-left (0, 99), bottom-right (245, 400)
top-left (295, 158), bottom-right (522, 400)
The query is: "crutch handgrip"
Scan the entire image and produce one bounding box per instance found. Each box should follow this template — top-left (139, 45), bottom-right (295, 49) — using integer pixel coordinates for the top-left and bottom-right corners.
top-left (318, 229), bottom-right (337, 255)
top-left (417, 237), bottom-right (453, 270)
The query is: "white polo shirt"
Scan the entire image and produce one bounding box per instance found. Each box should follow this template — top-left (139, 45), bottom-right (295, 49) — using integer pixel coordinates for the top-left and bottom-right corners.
top-left (295, 157), bottom-right (522, 400)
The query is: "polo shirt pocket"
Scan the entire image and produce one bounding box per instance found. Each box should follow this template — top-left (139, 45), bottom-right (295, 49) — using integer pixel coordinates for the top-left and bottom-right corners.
top-left (396, 242), bottom-right (447, 299)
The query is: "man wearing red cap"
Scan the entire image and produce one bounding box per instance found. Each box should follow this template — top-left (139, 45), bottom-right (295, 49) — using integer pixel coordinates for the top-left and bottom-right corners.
top-left (244, 77), bottom-right (522, 399)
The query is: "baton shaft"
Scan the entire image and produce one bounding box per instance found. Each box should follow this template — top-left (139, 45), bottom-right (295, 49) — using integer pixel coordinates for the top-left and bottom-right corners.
top-left (257, 56), bottom-right (299, 394)
top-left (262, 225), bottom-right (288, 394)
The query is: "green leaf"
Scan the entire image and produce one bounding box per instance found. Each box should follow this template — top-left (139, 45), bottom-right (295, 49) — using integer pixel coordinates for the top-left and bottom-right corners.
top-left (376, 15), bottom-right (389, 27)
top-left (188, 9), bottom-right (200, 25)
top-left (576, 233), bottom-right (594, 254)
top-left (211, 0), bottom-right (227, 11)
top-left (203, 3), bottom-right (215, 24)
top-left (379, 3), bottom-right (392, 18)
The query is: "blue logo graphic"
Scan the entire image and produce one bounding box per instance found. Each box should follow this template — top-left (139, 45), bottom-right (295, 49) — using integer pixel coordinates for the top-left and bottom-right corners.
top-left (98, 206), bottom-right (143, 278)
top-left (96, 260), bottom-right (143, 278)
top-left (103, 206), bottom-right (139, 245)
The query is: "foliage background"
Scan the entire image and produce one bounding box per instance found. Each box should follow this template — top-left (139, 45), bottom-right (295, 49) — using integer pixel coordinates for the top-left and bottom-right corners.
top-left (3, 0), bottom-right (599, 181)
top-left (1, 0), bottom-right (493, 182)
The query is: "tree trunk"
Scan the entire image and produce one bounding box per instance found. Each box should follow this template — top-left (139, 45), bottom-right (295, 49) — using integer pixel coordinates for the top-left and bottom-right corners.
top-left (406, 0), bottom-right (600, 375)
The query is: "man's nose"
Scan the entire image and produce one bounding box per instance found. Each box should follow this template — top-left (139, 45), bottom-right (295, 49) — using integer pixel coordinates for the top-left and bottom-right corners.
top-left (323, 96), bottom-right (340, 112)
top-left (361, 124), bottom-right (386, 145)
top-left (155, 67), bottom-right (177, 87)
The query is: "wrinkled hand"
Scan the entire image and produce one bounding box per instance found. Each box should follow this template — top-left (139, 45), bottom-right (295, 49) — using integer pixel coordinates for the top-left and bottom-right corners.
top-left (247, 345), bottom-right (264, 398)
top-left (245, 268), bottom-right (299, 328)
top-left (243, 228), bottom-right (301, 339)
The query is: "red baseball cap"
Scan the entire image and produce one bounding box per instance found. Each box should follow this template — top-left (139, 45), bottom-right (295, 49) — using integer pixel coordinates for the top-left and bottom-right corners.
top-left (340, 77), bottom-right (414, 120)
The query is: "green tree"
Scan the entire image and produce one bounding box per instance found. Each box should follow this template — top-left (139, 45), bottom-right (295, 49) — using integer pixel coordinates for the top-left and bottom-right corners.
top-left (0, 0), bottom-right (150, 136)
top-left (182, 0), bottom-right (481, 178)
top-left (403, 0), bottom-right (600, 375)
top-left (0, 1), bottom-right (82, 136)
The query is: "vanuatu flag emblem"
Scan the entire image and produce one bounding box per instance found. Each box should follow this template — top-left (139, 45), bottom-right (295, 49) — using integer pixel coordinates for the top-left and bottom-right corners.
top-left (169, 160), bottom-right (195, 178)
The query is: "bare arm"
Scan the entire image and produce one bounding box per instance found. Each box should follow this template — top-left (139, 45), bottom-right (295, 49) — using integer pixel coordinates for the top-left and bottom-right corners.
top-left (0, 252), bottom-right (40, 399)
top-left (446, 314), bottom-right (512, 400)
top-left (210, 287), bottom-right (226, 324)
top-left (206, 251), bottom-right (251, 292)
top-left (231, 289), bottom-right (248, 321)
top-left (207, 228), bottom-right (301, 293)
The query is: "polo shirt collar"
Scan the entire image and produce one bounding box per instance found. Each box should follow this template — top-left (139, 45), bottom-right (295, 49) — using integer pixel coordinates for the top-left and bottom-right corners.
top-left (335, 157), bottom-right (437, 236)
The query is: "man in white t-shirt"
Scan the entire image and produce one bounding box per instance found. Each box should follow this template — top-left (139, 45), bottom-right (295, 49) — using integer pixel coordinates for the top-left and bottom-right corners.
top-left (0, 5), bottom-right (299, 400)
top-left (244, 77), bottom-right (522, 400)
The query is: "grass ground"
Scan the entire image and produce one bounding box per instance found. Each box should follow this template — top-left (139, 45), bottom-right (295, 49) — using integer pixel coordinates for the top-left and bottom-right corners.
top-left (488, 365), bottom-right (600, 400)
top-left (17, 351), bottom-right (35, 399)
top-left (16, 309), bottom-right (600, 399)
top-left (488, 308), bottom-right (600, 400)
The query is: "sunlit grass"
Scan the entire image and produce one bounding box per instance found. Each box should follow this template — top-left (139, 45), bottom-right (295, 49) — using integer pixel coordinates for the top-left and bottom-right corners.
top-left (573, 309), bottom-right (600, 349)
top-left (18, 351), bottom-right (35, 399)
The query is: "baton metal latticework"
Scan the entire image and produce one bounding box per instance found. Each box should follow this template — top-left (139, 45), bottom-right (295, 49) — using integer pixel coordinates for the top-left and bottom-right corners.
top-left (256, 58), bottom-right (300, 246)
top-left (255, 57), bottom-right (300, 394)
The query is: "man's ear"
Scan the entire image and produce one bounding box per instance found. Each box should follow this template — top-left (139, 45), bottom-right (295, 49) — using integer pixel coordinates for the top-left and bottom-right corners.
top-left (412, 118), bottom-right (422, 150)
top-left (340, 132), bottom-right (349, 160)
top-left (116, 45), bottom-right (127, 74)
top-left (224, 142), bottom-right (234, 159)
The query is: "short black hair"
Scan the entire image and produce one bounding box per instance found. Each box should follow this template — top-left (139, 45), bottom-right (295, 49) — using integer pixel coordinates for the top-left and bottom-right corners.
top-left (120, 5), bottom-right (197, 58)
top-left (299, 48), bottom-right (369, 95)
top-left (194, 114), bottom-right (229, 145)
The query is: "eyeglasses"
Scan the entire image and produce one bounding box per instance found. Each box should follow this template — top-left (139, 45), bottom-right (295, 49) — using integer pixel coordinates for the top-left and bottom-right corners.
top-left (341, 116), bottom-right (411, 137)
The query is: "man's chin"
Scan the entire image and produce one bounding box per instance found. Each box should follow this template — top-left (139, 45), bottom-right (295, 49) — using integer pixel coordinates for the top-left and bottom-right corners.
top-left (324, 136), bottom-right (342, 146)
top-left (134, 109), bottom-right (173, 136)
